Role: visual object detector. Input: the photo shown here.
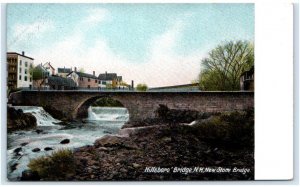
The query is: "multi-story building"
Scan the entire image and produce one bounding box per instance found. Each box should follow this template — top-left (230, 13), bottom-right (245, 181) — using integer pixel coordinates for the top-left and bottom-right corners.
top-left (7, 51), bottom-right (33, 89)
top-left (98, 72), bottom-right (123, 88)
top-left (67, 68), bottom-right (99, 89)
top-left (240, 66), bottom-right (254, 91)
top-left (57, 67), bottom-right (72, 77)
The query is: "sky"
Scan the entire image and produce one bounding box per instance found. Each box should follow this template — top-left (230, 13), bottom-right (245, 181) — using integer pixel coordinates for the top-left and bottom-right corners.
top-left (7, 3), bottom-right (254, 87)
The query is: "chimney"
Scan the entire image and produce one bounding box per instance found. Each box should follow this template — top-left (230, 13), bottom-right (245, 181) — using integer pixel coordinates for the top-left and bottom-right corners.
top-left (93, 71), bottom-right (95, 76)
top-left (22, 51), bottom-right (25, 56)
top-left (75, 67), bottom-right (77, 72)
top-left (131, 80), bottom-right (134, 90)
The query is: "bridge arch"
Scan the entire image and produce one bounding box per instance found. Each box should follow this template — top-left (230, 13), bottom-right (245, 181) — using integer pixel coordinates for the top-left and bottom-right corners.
top-left (73, 95), bottom-right (129, 120)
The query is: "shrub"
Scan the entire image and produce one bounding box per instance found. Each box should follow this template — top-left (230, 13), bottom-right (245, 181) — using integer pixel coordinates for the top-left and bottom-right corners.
top-left (192, 109), bottom-right (254, 149)
top-left (28, 149), bottom-right (75, 180)
top-left (136, 83), bottom-right (148, 91)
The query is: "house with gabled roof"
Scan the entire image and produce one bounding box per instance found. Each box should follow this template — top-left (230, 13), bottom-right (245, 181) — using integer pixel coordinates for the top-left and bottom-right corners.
top-left (67, 67), bottom-right (99, 89)
top-left (98, 71), bottom-right (123, 88)
top-left (43, 62), bottom-right (55, 76)
top-left (57, 67), bottom-right (72, 77)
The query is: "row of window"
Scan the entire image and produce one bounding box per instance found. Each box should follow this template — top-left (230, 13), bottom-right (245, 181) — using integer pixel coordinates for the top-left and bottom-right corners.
top-left (19, 67), bottom-right (31, 75)
top-left (19, 60), bottom-right (32, 68)
top-left (19, 75), bottom-right (32, 82)
top-left (79, 77), bottom-right (99, 83)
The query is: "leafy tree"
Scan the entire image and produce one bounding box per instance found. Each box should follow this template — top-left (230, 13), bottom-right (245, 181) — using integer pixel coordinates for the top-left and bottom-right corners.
top-left (30, 65), bottom-right (48, 89)
top-left (136, 83), bottom-right (148, 91)
top-left (30, 66), bottom-right (44, 80)
top-left (199, 40), bottom-right (254, 91)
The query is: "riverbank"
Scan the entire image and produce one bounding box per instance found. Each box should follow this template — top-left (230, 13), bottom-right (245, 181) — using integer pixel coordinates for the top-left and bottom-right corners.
top-left (23, 106), bottom-right (254, 181)
top-left (7, 106), bottom-right (37, 133)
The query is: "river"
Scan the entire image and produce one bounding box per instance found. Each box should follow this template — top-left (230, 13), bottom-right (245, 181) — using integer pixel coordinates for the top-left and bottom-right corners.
top-left (7, 106), bottom-right (129, 181)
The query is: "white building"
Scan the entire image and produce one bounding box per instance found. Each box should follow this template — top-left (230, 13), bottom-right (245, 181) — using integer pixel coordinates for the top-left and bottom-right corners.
top-left (7, 51), bottom-right (34, 89)
top-left (43, 62), bottom-right (55, 76)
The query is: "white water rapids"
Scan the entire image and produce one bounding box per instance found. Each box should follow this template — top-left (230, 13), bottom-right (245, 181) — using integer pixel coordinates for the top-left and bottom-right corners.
top-left (7, 106), bottom-right (129, 181)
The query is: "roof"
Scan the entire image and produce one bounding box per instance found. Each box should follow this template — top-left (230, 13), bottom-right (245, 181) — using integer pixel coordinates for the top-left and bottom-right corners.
top-left (43, 62), bottom-right (55, 70)
top-left (67, 71), bottom-right (98, 79)
top-left (58, 68), bottom-right (72, 73)
top-left (47, 76), bottom-right (76, 87)
top-left (35, 64), bottom-right (48, 73)
top-left (98, 73), bottom-right (117, 80)
top-left (7, 52), bottom-right (34, 60)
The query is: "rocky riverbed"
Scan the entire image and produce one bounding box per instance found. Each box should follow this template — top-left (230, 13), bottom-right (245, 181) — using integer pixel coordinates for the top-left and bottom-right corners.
top-left (22, 105), bottom-right (254, 181)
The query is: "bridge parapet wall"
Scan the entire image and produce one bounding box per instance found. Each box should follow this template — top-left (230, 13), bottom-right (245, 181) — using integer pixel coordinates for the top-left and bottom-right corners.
top-left (9, 91), bottom-right (254, 122)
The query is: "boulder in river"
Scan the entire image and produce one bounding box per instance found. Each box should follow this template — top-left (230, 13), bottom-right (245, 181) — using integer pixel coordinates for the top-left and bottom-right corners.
top-left (32, 148), bottom-right (41, 152)
top-left (7, 106), bottom-right (37, 132)
top-left (60, 139), bottom-right (70, 144)
top-left (20, 170), bottom-right (40, 181)
top-left (10, 163), bottom-right (18, 172)
top-left (20, 142), bottom-right (29, 146)
top-left (13, 147), bottom-right (22, 154)
top-left (35, 129), bottom-right (43, 134)
top-left (44, 147), bottom-right (53, 151)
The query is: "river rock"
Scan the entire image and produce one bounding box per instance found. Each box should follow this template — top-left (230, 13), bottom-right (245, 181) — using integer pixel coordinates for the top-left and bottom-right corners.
top-left (10, 163), bottom-right (18, 172)
top-left (43, 105), bottom-right (65, 120)
top-left (20, 170), bottom-right (40, 181)
top-left (44, 147), bottom-right (53, 151)
top-left (32, 148), bottom-right (41, 152)
top-left (7, 106), bottom-right (37, 132)
top-left (60, 139), bottom-right (70, 144)
top-left (13, 147), bottom-right (22, 154)
top-left (132, 163), bottom-right (141, 168)
top-left (20, 142), bottom-right (29, 146)
top-left (54, 121), bottom-right (70, 126)
top-left (35, 129), bottom-right (43, 134)
top-left (94, 135), bottom-right (138, 150)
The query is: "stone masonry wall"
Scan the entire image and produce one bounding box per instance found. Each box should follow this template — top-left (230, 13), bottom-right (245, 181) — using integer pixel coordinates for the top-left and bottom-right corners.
top-left (9, 91), bottom-right (254, 122)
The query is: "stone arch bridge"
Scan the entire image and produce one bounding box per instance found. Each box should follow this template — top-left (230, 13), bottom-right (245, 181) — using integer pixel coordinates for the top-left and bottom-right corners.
top-left (9, 91), bottom-right (254, 122)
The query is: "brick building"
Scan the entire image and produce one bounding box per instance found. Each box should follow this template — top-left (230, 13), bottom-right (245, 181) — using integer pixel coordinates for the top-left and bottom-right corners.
top-left (67, 68), bottom-right (99, 89)
top-left (7, 51), bottom-right (33, 89)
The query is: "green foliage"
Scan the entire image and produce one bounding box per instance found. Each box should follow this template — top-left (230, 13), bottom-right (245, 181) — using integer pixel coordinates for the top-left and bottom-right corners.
top-left (28, 149), bottom-right (75, 180)
top-left (91, 97), bottom-right (124, 107)
top-left (136, 83), bottom-right (148, 91)
top-left (199, 40), bottom-right (254, 91)
top-left (30, 66), bottom-right (45, 80)
top-left (192, 109), bottom-right (254, 148)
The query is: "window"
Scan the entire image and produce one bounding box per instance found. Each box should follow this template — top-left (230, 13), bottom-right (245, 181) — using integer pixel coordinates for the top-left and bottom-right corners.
top-left (25, 69), bottom-right (27, 74)
top-left (24, 76), bottom-right (27, 81)
top-left (25, 61), bottom-right (28, 67)
top-left (88, 85), bottom-right (90, 89)
top-left (30, 64), bottom-right (33, 68)
top-left (102, 81), bottom-right (106, 85)
top-left (30, 77), bottom-right (32, 82)
top-left (19, 68), bottom-right (22, 73)
top-left (19, 60), bottom-right (22, 66)
top-left (95, 79), bottom-right (97, 83)
top-left (88, 78), bottom-right (90, 82)
top-left (19, 75), bottom-right (22, 80)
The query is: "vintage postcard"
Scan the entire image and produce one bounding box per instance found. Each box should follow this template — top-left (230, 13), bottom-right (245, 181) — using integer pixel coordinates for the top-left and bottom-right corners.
top-left (6, 3), bottom-right (256, 181)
